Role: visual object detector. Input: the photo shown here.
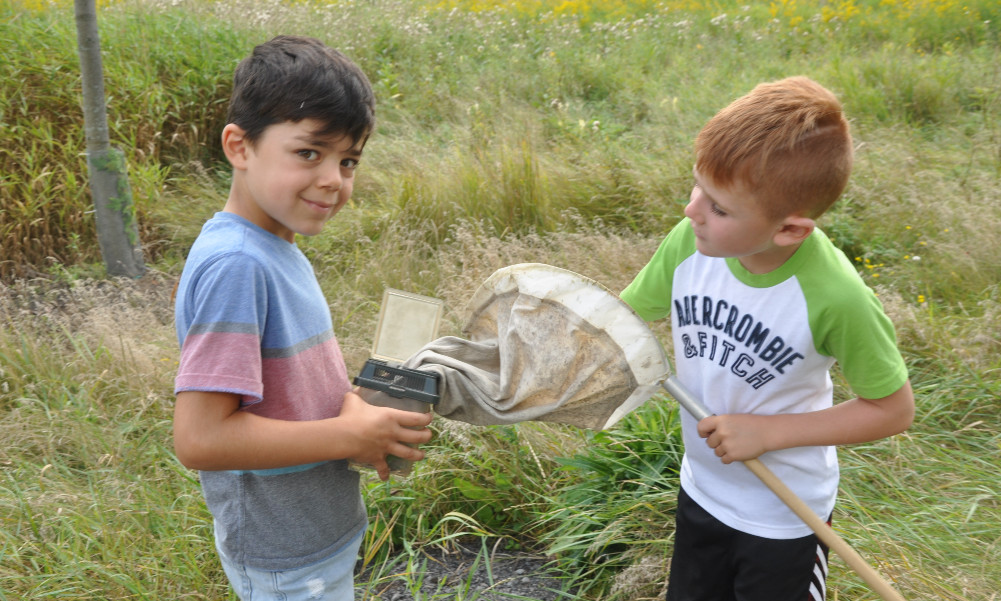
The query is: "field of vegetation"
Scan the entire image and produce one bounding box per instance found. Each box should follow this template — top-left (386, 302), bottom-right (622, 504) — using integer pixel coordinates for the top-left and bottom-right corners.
top-left (1, 0), bottom-right (999, 599)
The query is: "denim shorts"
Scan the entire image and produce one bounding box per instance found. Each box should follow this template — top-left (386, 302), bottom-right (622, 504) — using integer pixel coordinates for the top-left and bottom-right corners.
top-left (215, 527), bottom-right (365, 601)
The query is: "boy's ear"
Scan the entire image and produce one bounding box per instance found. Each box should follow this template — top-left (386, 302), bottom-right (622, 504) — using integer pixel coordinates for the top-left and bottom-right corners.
top-left (221, 123), bottom-right (250, 170)
top-left (773, 215), bottom-right (815, 247)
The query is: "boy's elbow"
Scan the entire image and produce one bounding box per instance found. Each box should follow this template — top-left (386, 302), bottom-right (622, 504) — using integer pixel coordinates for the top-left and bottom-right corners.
top-left (891, 405), bottom-right (914, 436)
top-left (173, 436), bottom-right (198, 469)
top-left (900, 401), bottom-right (915, 433)
top-left (173, 429), bottom-right (214, 470)
top-left (889, 380), bottom-right (916, 435)
top-left (173, 391), bottom-right (240, 470)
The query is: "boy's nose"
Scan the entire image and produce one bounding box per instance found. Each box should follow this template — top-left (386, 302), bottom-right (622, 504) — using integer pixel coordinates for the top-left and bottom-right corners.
top-left (317, 162), bottom-right (342, 190)
top-left (683, 194), bottom-right (701, 223)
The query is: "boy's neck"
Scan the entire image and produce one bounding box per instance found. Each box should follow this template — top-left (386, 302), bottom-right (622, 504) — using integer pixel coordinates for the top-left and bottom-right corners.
top-left (737, 240), bottom-right (805, 274)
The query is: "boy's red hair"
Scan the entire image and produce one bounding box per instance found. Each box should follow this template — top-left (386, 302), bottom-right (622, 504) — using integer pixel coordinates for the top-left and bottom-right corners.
top-left (695, 76), bottom-right (853, 219)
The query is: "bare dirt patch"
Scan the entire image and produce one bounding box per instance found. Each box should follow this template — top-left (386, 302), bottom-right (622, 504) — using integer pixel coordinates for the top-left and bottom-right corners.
top-left (359, 541), bottom-right (574, 600)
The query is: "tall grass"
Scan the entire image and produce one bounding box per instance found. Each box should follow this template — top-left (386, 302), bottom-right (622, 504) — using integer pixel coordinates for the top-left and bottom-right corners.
top-left (0, 2), bottom-right (237, 277)
top-left (1, 0), bottom-right (1000, 599)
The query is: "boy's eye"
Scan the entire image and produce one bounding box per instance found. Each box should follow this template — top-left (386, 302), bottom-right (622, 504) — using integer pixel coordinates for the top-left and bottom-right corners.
top-left (297, 149), bottom-right (320, 161)
top-left (341, 158), bottom-right (360, 170)
top-left (710, 203), bottom-right (726, 216)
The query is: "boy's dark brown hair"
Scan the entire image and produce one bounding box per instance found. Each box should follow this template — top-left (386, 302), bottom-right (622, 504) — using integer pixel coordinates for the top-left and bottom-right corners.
top-left (227, 35), bottom-right (376, 147)
top-left (695, 76), bottom-right (853, 219)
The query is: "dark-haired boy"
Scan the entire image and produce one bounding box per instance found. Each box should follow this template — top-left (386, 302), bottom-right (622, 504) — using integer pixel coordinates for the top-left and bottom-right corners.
top-left (172, 36), bottom-right (432, 600)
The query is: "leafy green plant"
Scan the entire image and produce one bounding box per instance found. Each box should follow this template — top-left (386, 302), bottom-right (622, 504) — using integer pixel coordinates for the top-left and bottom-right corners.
top-left (537, 398), bottom-right (682, 598)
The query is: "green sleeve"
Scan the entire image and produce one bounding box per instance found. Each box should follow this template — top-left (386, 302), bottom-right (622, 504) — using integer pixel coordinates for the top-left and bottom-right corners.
top-left (620, 219), bottom-right (696, 322)
top-left (801, 236), bottom-right (909, 399)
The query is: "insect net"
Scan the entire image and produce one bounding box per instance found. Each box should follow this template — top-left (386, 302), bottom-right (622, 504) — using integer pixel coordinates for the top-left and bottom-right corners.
top-left (403, 263), bottom-right (670, 430)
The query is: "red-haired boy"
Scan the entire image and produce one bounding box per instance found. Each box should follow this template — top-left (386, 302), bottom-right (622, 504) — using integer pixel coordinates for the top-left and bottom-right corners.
top-left (621, 77), bottom-right (914, 600)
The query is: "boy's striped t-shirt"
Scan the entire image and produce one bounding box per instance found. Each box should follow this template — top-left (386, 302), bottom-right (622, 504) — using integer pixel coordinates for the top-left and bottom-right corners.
top-left (174, 212), bottom-right (365, 570)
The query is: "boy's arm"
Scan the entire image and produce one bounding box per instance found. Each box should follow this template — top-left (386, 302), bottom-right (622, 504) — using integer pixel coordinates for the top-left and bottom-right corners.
top-left (173, 389), bottom-right (433, 481)
top-left (697, 380), bottom-right (914, 464)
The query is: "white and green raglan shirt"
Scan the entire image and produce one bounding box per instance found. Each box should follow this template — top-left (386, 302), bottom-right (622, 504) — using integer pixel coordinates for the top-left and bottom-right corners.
top-left (620, 218), bottom-right (908, 539)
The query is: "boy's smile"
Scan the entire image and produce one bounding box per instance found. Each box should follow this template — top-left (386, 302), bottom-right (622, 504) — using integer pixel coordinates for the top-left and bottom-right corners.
top-left (223, 119), bottom-right (364, 242)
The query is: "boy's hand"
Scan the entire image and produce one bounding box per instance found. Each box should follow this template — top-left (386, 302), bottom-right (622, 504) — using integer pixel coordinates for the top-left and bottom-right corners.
top-left (696, 382), bottom-right (914, 464)
top-left (697, 414), bottom-right (771, 464)
top-left (338, 391), bottom-right (433, 481)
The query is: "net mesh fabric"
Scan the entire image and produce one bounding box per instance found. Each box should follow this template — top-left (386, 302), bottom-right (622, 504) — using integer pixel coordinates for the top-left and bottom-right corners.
top-left (404, 264), bottom-right (669, 430)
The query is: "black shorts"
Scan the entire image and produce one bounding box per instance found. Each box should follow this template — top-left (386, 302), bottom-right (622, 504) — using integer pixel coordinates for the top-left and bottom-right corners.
top-left (666, 487), bottom-right (830, 601)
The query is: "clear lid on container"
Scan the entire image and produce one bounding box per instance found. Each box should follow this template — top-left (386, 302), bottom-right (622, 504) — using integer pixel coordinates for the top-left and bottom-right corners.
top-left (370, 288), bottom-right (444, 363)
